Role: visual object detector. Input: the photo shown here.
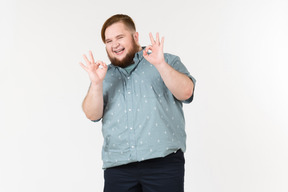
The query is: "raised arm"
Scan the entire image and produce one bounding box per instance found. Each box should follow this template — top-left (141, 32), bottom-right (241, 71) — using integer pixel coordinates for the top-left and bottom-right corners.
top-left (143, 33), bottom-right (194, 101)
top-left (80, 51), bottom-right (108, 121)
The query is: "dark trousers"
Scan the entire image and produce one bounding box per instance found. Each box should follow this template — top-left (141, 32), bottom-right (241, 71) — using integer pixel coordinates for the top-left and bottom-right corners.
top-left (104, 150), bottom-right (185, 192)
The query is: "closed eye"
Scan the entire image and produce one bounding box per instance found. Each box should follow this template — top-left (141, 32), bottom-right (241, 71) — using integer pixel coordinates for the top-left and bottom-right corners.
top-left (105, 40), bottom-right (112, 44)
top-left (116, 35), bottom-right (124, 40)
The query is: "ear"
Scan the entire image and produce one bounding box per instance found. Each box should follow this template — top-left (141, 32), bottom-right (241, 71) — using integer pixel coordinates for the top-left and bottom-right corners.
top-left (133, 32), bottom-right (139, 42)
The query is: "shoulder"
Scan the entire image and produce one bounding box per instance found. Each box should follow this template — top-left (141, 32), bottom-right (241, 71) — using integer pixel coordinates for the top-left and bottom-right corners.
top-left (163, 53), bottom-right (183, 67)
top-left (164, 53), bottom-right (181, 63)
top-left (103, 64), bottom-right (119, 82)
top-left (107, 64), bottom-right (114, 71)
top-left (105, 64), bottom-right (118, 76)
top-left (164, 52), bottom-right (179, 59)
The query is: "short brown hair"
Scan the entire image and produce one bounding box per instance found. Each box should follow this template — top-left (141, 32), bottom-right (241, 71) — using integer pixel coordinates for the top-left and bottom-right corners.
top-left (101, 14), bottom-right (136, 43)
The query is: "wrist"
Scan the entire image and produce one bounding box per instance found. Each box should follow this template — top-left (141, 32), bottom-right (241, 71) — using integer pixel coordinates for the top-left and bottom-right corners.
top-left (155, 61), bottom-right (168, 71)
top-left (90, 81), bottom-right (103, 88)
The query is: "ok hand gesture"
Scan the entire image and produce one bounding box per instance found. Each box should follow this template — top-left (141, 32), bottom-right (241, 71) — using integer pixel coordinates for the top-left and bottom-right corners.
top-left (80, 51), bottom-right (107, 85)
top-left (143, 32), bottom-right (165, 67)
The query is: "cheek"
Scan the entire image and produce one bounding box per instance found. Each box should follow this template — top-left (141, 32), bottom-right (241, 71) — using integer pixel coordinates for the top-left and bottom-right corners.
top-left (120, 38), bottom-right (130, 47)
top-left (123, 41), bottom-right (132, 51)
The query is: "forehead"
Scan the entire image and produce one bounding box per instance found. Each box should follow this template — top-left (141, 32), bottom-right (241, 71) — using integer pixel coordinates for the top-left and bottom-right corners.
top-left (105, 22), bottom-right (132, 39)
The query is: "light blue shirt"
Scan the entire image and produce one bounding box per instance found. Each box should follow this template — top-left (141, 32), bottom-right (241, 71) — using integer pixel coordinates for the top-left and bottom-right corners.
top-left (94, 49), bottom-right (196, 169)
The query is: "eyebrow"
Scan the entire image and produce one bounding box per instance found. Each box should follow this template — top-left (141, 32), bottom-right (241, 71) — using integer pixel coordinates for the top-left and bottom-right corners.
top-left (116, 34), bottom-right (125, 38)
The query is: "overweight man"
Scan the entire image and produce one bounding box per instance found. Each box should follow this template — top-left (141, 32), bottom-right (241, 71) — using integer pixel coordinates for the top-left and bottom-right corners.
top-left (80, 14), bottom-right (196, 192)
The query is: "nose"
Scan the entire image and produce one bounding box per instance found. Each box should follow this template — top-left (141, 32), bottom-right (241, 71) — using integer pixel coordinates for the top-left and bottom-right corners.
top-left (112, 41), bottom-right (120, 49)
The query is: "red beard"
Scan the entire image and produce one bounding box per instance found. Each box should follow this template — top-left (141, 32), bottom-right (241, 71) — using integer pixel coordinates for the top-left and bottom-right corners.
top-left (107, 40), bottom-right (140, 68)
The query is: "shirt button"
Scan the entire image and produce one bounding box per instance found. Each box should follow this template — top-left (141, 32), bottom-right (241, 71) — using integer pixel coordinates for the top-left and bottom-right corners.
top-left (128, 109), bottom-right (132, 112)
top-left (131, 146), bottom-right (135, 149)
top-left (128, 91), bottom-right (131, 94)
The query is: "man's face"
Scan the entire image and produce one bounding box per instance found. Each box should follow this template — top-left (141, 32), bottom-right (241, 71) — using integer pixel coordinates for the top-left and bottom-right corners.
top-left (105, 22), bottom-right (140, 68)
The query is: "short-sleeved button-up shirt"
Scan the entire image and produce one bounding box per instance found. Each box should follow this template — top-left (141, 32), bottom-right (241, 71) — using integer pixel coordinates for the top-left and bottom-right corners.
top-left (95, 49), bottom-right (196, 169)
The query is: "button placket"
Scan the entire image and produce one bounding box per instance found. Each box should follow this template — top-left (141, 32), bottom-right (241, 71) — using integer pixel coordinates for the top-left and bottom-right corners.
top-left (126, 75), bottom-right (137, 160)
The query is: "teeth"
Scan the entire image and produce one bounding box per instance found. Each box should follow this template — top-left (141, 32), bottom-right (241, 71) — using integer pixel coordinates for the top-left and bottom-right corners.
top-left (114, 48), bottom-right (124, 53)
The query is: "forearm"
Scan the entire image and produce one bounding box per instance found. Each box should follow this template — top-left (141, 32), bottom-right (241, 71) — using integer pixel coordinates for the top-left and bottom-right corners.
top-left (82, 82), bottom-right (104, 121)
top-left (155, 62), bottom-right (194, 101)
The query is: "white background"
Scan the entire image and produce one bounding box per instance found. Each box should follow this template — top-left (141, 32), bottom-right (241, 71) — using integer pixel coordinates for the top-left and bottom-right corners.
top-left (1, 0), bottom-right (287, 191)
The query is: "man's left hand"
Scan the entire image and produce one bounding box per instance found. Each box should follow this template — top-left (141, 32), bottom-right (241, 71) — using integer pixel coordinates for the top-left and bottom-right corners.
top-left (143, 32), bottom-right (166, 67)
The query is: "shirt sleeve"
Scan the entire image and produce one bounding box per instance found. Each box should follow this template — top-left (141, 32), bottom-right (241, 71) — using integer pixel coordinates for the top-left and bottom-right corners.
top-left (165, 54), bottom-right (196, 103)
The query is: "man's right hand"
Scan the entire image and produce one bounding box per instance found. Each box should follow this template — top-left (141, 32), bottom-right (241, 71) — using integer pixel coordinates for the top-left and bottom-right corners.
top-left (80, 51), bottom-right (108, 84)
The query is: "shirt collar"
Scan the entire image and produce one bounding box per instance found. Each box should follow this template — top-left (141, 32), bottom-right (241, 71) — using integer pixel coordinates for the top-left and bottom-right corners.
top-left (132, 46), bottom-right (145, 63)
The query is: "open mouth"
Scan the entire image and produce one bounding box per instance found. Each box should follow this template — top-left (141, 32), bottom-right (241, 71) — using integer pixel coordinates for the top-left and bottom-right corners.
top-left (114, 48), bottom-right (125, 55)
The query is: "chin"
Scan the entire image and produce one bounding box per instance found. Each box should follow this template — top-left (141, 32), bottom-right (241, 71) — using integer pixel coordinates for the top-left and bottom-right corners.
top-left (114, 54), bottom-right (126, 61)
top-left (109, 53), bottom-right (135, 68)
top-left (107, 41), bottom-right (140, 68)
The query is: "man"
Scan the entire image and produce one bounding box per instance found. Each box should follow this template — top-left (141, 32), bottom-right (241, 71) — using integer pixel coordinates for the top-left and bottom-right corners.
top-left (80, 14), bottom-right (196, 192)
